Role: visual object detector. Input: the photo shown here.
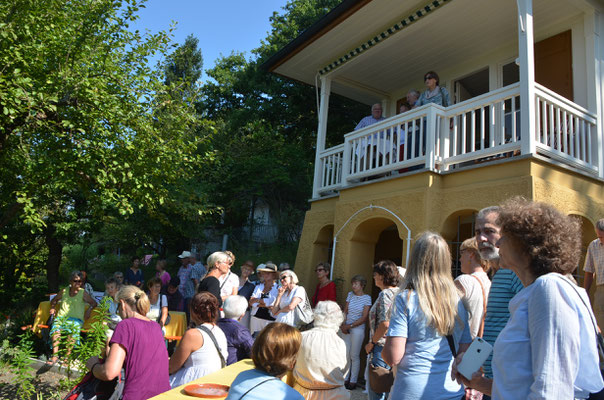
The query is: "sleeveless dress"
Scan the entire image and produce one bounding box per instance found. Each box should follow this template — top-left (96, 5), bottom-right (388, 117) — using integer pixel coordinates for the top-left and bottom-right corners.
top-left (169, 323), bottom-right (228, 388)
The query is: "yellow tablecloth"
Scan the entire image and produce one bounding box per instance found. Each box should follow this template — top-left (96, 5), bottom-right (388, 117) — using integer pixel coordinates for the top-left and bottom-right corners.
top-left (165, 311), bottom-right (187, 340)
top-left (150, 359), bottom-right (295, 400)
top-left (33, 301), bottom-right (187, 340)
top-left (150, 359), bottom-right (255, 400)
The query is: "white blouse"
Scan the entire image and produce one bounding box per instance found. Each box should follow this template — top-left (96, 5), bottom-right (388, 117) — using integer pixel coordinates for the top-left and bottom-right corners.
top-left (492, 273), bottom-right (603, 399)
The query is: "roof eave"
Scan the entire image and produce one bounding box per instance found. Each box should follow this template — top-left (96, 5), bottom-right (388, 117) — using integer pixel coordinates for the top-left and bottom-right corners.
top-left (260, 0), bottom-right (373, 73)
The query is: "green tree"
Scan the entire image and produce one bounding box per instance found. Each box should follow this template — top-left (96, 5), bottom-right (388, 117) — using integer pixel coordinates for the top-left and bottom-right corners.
top-left (198, 0), bottom-right (366, 242)
top-left (0, 0), bottom-right (211, 293)
top-left (165, 34), bottom-right (203, 87)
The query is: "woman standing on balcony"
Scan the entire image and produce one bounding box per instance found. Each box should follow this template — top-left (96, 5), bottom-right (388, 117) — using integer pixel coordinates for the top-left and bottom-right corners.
top-left (415, 71), bottom-right (450, 107)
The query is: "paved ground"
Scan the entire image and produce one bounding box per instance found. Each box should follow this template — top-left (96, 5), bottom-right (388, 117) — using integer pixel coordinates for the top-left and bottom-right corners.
top-left (350, 384), bottom-right (369, 400)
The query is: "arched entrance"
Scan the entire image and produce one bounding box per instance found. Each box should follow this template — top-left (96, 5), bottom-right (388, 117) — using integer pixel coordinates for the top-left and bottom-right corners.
top-left (308, 224), bottom-right (334, 290)
top-left (441, 209), bottom-right (478, 277)
top-left (348, 217), bottom-right (404, 299)
top-left (569, 214), bottom-right (595, 297)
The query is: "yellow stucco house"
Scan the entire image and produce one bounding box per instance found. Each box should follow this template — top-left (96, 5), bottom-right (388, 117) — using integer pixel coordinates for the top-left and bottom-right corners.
top-left (264, 0), bottom-right (604, 301)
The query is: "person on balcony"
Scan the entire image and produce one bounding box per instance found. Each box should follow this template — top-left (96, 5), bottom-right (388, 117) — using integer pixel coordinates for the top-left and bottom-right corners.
top-left (355, 103), bottom-right (384, 130)
top-left (406, 90), bottom-right (420, 108)
top-left (415, 71), bottom-right (450, 108)
top-left (354, 103), bottom-right (388, 173)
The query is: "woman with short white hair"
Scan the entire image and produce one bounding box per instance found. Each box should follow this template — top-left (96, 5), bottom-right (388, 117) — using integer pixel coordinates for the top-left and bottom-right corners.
top-left (271, 270), bottom-right (308, 327)
top-left (293, 301), bottom-right (350, 400)
top-left (217, 295), bottom-right (254, 365)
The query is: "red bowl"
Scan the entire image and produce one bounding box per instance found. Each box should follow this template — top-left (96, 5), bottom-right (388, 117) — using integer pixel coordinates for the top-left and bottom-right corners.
top-left (183, 383), bottom-right (230, 398)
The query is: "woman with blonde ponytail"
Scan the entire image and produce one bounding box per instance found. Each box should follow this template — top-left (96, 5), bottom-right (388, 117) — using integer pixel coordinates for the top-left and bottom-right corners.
top-left (382, 232), bottom-right (472, 400)
top-left (85, 285), bottom-right (170, 400)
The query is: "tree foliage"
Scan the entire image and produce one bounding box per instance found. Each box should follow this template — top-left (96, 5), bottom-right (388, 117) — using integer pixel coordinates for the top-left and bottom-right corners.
top-left (165, 34), bottom-right (203, 86)
top-left (198, 0), bottom-right (366, 242)
top-left (0, 0), bottom-right (368, 309)
top-left (0, 0), bottom-right (213, 296)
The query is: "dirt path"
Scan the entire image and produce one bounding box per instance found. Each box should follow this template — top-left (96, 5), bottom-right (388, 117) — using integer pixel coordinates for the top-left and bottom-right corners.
top-left (0, 364), bottom-right (73, 400)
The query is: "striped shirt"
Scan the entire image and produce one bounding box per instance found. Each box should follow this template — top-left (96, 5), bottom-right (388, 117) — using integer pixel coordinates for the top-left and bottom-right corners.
top-left (345, 292), bottom-right (372, 325)
top-left (584, 239), bottom-right (604, 285)
top-left (482, 268), bottom-right (523, 378)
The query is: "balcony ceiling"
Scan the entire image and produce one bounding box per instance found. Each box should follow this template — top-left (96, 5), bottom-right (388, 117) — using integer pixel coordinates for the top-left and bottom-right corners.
top-left (267, 0), bottom-right (587, 105)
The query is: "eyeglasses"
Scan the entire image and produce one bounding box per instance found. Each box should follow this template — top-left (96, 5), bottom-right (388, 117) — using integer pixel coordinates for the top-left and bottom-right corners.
top-left (425, 76), bottom-right (434, 81)
top-left (72, 279), bottom-right (82, 284)
top-left (315, 269), bottom-right (325, 272)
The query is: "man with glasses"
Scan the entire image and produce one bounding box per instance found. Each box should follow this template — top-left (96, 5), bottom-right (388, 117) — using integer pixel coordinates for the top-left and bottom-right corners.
top-left (474, 206), bottom-right (523, 399)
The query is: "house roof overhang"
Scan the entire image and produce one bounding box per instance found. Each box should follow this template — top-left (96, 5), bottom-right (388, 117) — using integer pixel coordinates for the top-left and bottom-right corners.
top-left (263, 0), bottom-right (592, 105)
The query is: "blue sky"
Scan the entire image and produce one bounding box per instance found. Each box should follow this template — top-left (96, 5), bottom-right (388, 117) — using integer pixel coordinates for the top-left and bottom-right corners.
top-left (130, 0), bottom-right (289, 81)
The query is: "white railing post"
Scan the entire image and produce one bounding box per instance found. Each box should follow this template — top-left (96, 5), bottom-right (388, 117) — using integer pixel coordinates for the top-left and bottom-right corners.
top-left (584, 11), bottom-right (603, 178)
top-left (517, 0), bottom-right (537, 155)
top-left (341, 137), bottom-right (351, 187)
top-left (312, 76), bottom-right (331, 198)
top-left (425, 106), bottom-right (436, 171)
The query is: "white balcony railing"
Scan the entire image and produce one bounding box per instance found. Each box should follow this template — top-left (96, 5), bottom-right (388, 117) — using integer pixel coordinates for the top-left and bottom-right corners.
top-left (534, 83), bottom-right (598, 173)
top-left (316, 82), bottom-right (601, 196)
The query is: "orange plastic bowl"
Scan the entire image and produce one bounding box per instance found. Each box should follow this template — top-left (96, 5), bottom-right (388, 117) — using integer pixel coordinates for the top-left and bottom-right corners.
top-left (183, 383), bottom-right (230, 398)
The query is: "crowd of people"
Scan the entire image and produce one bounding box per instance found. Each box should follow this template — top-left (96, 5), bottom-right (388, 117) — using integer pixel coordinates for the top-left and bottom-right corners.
top-left (46, 198), bottom-right (604, 400)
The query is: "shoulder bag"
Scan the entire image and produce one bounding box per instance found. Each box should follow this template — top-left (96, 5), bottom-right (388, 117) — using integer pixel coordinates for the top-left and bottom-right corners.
top-left (237, 377), bottom-right (279, 400)
top-left (293, 287), bottom-right (314, 329)
top-left (198, 325), bottom-right (226, 368)
top-left (368, 291), bottom-right (395, 394)
top-left (470, 275), bottom-right (487, 338)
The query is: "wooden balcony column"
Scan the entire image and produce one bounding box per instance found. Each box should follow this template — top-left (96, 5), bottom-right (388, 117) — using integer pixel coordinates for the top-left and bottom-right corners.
top-left (312, 76), bottom-right (331, 199)
top-left (517, 0), bottom-right (537, 155)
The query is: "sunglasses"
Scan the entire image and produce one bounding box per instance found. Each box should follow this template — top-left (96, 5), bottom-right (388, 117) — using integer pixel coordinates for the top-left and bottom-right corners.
top-left (425, 76), bottom-right (434, 81)
top-left (280, 276), bottom-right (288, 281)
top-left (72, 279), bottom-right (82, 284)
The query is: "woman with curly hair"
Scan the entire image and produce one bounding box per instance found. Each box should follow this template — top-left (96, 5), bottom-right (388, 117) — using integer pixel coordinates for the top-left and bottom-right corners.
top-left (455, 198), bottom-right (604, 399)
top-left (294, 300), bottom-right (350, 400)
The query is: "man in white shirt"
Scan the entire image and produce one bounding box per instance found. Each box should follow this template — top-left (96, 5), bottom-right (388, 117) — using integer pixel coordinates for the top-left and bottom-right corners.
top-left (583, 218), bottom-right (604, 329)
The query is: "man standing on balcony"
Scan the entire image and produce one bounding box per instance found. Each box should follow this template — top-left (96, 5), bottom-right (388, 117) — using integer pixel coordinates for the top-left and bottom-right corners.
top-left (354, 103), bottom-right (384, 130)
top-left (475, 206), bottom-right (523, 399)
top-left (583, 218), bottom-right (604, 329)
top-left (355, 103), bottom-right (385, 173)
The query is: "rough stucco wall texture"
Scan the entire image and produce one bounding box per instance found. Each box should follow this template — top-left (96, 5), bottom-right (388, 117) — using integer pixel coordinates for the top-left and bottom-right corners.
top-left (295, 159), bottom-right (603, 304)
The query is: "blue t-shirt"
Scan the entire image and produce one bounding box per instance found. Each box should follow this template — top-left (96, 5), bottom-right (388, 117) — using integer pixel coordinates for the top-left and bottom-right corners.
top-left (387, 290), bottom-right (472, 400)
top-left (482, 268), bottom-right (523, 378)
top-left (225, 368), bottom-right (303, 400)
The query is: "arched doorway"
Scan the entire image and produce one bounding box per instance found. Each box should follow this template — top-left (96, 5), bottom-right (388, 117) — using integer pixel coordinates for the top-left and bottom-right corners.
top-left (441, 209), bottom-right (478, 277)
top-left (309, 225), bottom-right (334, 289)
top-left (348, 217), bottom-right (404, 300)
top-left (569, 214), bottom-right (595, 297)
